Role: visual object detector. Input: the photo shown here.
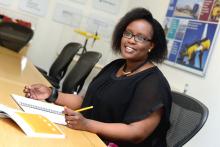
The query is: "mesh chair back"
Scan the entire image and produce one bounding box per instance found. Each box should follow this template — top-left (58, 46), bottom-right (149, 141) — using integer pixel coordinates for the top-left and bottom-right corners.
top-left (48, 42), bottom-right (82, 84)
top-left (167, 91), bottom-right (209, 147)
top-left (0, 22), bottom-right (33, 52)
top-left (62, 51), bottom-right (102, 94)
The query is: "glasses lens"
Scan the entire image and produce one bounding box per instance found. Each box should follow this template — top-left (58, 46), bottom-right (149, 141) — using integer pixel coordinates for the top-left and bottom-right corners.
top-left (123, 31), bottom-right (151, 43)
top-left (135, 35), bottom-right (146, 43)
top-left (123, 31), bottom-right (132, 38)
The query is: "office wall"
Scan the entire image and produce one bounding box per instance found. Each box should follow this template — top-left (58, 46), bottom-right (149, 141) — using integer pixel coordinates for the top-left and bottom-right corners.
top-left (0, 0), bottom-right (129, 70)
top-left (1, 0), bottom-right (220, 147)
top-left (128, 1), bottom-right (220, 147)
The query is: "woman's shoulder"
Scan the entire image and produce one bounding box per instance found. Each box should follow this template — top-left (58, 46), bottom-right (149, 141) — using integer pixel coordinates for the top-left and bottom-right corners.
top-left (103, 58), bottom-right (125, 69)
top-left (94, 59), bottom-right (124, 78)
top-left (107, 58), bottom-right (124, 66)
top-left (141, 66), bottom-right (170, 88)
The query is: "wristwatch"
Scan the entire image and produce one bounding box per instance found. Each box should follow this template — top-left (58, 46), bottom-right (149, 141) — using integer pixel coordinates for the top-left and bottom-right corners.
top-left (45, 87), bottom-right (58, 103)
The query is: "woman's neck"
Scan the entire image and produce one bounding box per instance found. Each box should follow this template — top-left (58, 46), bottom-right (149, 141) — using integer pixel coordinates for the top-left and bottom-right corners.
top-left (124, 60), bottom-right (146, 71)
top-left (122, 59), bottom-right (149, 76)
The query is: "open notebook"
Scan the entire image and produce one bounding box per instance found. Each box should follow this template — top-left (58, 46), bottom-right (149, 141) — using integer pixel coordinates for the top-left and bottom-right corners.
top-left (0, 104), bottom-right (65, 138)
top-left (11, 94), bottom-right (66, 125)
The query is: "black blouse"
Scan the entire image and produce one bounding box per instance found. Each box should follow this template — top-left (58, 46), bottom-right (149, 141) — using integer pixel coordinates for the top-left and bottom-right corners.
top-left (81, 59), bottom-right (172, 147)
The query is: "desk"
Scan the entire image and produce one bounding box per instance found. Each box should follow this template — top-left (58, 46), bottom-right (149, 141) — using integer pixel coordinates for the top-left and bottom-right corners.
top-left (0, 52), bottom-right (51, 86)
top-left (0, 48), bottom-right (106, 147)
top-left (0, 45), bottom-right (28, 57)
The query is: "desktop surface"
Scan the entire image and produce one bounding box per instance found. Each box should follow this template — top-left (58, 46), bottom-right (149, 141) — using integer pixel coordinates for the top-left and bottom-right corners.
top-left (0, 47), bottom-right (106, 147)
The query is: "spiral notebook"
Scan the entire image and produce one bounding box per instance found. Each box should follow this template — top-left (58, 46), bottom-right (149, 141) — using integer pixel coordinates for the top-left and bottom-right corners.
top-left (11, 94), bottom-right (66, 125)
top-left (0, 104), bottom-right (65, 138)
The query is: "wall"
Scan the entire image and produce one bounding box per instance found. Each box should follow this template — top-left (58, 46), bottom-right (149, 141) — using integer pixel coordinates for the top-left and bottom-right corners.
top-left (128, 0), bottom-right (220, 147)
top-left (1, 0), bottom-right (220, 146)
top-left (0, 0), bottom-right (128, 70)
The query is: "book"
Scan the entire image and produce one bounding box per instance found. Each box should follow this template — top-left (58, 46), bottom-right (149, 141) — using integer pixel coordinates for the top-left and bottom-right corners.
top-left (0, 104), bottom-right (65, 138)
top-left (11, 94), bottom-right (66, 125)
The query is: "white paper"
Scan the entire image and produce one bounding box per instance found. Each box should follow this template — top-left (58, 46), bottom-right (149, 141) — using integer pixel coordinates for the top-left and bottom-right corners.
top-left (69, 0), bottom-right (88, 4)
top-left (53, 3), bottom-right (83, 27)
top-left (0, 0), bottom-right (14, 6)
top-left (19, 0), bottom-right (48, 16)
top-left (83, 12), bottom-right (115, 42)
top-left (11, 94), bottom-right (66, 125)
top-left (0, 104), bottom-right (65, 138)
top-left (92, 0), bottom-right (122, 14)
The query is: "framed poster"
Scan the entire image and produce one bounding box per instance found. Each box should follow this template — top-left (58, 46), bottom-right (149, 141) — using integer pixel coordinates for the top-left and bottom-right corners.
top-left (19, 0), bottom-right (48, 17)
top-left (164, 0), bottom-right (220, 76)
top-left (69, 0), bottom-right (88, 4)
top-left (92, 0), bottom-right (122, 14)
top-left (83, 12), bottom-right (115, 42)
top-left (53, 3), bottom-right (83, 28)
top-left (0, 0), bottom-right (14, 6)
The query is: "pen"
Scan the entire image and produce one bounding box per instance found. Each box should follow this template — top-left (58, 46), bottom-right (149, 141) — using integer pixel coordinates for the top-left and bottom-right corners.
top-left (75, 106), bottom-right (94, 112)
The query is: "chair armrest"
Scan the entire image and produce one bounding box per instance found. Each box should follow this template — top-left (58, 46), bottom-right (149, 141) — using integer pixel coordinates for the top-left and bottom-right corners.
top-left (35, 66), bottom-right (47, 75)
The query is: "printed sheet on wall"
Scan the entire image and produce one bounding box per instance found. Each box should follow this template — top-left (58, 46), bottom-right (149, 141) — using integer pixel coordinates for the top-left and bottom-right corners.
top-left (164, 0), bottom-right (220, 76)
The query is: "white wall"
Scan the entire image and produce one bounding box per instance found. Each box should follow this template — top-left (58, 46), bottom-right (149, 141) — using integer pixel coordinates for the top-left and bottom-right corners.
top-left (0, 0), bottom-right (129, 70)
top-left (128, 0), bottom-right (220, 147)
top-left (1, 0), bottom-right (220, 146)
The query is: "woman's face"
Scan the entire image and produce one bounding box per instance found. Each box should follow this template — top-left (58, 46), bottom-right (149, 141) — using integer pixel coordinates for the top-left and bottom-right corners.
top-left (121, 19), bottom-right (154, 62)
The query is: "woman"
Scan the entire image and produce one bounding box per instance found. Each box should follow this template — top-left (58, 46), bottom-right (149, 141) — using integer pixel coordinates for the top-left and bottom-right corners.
top-left (24, 7), bottom-right (172, 147)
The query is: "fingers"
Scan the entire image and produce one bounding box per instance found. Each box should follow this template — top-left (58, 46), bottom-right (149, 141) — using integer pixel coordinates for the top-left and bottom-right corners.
top-left (65, 115), bottom-right (79, 128)
top-left (64, 107), bottom-right (81, 126)
top-left (23, 85), bottom-right (31, 98)
top-left (64, 106), bottom-right (77, 115)
top-left (23, 85), bottom-right (37, 99)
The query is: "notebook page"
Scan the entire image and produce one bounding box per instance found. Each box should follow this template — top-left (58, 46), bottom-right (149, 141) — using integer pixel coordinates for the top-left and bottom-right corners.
top-left (11, 94), bottom-right (66, 125)
top-left (0, 104), bottom-right (65, 138)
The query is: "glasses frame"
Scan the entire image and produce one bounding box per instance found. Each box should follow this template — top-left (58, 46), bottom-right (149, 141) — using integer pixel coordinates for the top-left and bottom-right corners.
top-left (122, 30), bottom-right (152, 43)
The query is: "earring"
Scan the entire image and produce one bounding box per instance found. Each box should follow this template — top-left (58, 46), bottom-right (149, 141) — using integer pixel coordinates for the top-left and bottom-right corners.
top-left (148, 47), bottom-right (153, 53)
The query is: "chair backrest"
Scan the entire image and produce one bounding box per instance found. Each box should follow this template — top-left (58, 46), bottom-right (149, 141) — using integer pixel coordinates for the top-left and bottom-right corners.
top-left (62, 51), bottom-right (102, 94)
top-left (167, 91), bottom-right (209, 147)
top-left (48, 42), bottom-right (82, 83)
top-left (0, 22), bottom-right (34, 52)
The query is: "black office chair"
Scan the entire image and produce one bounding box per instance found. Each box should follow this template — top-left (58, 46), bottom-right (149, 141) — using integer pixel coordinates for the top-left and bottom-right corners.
top-left (37, 42), bottom-right (82, 88)
top-left (0, 22), bottom-right (34, 52)
top-left (62, 51), bottom-right (102, 94)
top-left (167, 91), bottom-right (209, 147)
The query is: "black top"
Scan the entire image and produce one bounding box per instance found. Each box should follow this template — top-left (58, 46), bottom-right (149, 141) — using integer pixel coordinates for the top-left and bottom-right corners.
top-left (82, 59), bottom-right (172, 147)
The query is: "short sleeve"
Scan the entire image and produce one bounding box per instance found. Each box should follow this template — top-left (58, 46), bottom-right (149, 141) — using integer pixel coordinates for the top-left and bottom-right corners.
top-left (123, 72), bottom-right (171, 123)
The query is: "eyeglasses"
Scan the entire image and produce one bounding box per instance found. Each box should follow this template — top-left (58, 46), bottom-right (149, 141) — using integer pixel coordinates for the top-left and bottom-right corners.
top-left (123, 30), bottom-right (152, 43)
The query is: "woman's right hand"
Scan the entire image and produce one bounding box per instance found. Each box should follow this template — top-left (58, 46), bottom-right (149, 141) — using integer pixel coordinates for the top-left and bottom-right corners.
top-left (23, 84), bottom-right (51, 100)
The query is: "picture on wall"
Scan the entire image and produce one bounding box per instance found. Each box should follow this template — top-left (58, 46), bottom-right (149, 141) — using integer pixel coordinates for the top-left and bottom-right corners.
top-left (164, 0), bottom-right (220, 76)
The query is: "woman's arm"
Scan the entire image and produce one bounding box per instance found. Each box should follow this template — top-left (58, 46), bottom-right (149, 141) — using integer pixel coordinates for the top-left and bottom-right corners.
top-left (55, 92), bottom-right (83, 110)
top-left (65, 107), bottom-right (163, 144)
top-left (24, 84), bottom-right (83, 110)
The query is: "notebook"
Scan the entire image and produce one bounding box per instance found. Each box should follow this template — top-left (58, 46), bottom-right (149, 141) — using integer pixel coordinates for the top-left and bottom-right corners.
top-left (11, 94), bottom-right (66, 125)
top-left (0, 104), bottom-right (65, 138)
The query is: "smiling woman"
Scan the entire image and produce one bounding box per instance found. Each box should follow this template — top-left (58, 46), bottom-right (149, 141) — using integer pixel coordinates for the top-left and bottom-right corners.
top-left (23, 7), bottom-right (172, 147)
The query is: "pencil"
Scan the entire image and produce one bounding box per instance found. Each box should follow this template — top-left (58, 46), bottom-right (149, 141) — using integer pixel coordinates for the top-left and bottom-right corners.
top-left (75, 106), bottom-right (94, 112)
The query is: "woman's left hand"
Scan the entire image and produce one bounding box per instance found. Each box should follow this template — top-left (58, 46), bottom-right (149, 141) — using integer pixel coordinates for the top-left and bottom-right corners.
top-left (64, 107), bottom-right (89, 131)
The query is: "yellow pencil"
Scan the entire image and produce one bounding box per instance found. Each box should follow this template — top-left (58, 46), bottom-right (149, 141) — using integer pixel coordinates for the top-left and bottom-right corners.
top-left (75, 106), bottom-right (94, 112)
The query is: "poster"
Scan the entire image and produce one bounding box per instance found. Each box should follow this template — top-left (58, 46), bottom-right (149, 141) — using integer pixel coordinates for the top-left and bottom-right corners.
top-left (164, 0), bottom-right (220, 76)
top-left (69, 0), bottom-right (88, 4)
top-left (83, 12), bottom-right (115, 42)
top-left (19, 0), bottom-right (48, 16)
top-left (92, 0), bottom-right (122, 14)
top-left (53, 3), bottom-right (83, 28)
top-left (0, 0), bottom-right (14, 6)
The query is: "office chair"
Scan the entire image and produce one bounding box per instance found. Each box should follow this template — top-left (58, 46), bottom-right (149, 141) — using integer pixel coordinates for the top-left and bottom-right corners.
top-left (37, 42), bottom-right (82, 88)
top-left (62, 51), bottom-right (102, 94)
top-left (167, 91), bottom-right (209, 147)
top-left (0, 22), bottom-right (34, 52)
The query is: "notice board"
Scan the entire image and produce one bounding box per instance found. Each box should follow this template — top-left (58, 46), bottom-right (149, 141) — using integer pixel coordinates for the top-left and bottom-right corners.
top-left (164, 0), bottom-right (220, 76)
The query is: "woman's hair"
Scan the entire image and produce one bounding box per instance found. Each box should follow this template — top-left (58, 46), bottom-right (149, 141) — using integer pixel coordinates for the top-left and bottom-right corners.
top-left (111, 7), bottom-right (167, 63)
